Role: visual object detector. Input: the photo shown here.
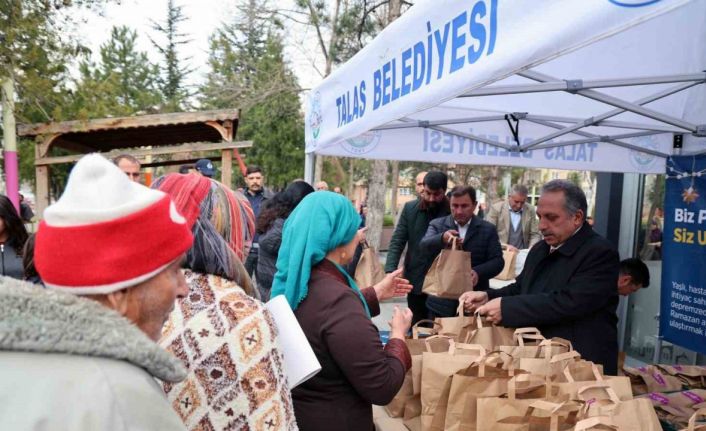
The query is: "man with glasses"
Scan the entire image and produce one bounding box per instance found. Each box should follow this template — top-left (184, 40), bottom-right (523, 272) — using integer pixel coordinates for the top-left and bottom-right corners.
top-left (113, 154), bottom-right (141, 183)
top-left (385, 171), bottom-right (450, 323)
top-left (486, 184), bottom-right (540, 252)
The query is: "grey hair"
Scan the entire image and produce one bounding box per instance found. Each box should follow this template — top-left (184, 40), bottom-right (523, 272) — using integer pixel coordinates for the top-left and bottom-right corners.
top-left (541, 179), bottom-right (587, 220)
top-left (511, 184), bottom-right (529, 196)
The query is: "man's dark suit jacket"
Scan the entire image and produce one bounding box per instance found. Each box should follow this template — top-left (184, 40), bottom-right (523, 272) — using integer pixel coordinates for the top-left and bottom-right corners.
top-left (420, 215), bottom-right (504, 317)
top-left (487, 222), bottom-right (620, 375)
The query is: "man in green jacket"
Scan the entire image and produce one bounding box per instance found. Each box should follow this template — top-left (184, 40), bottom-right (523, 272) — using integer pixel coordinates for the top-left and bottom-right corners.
top-left (385, 171), bottom-right (450, 323)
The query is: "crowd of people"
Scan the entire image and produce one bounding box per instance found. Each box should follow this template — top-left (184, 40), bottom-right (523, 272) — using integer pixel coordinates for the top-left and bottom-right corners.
top-left (0, 155), bottom-right (653, 430)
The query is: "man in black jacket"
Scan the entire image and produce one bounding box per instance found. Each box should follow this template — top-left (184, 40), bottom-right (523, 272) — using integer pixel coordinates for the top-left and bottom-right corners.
top-left (385, 171), bottom-right (450, 324)
top-left (462, 179), bottom-right (620, 375)
top-left (421, 185), bottom-right (504, 318)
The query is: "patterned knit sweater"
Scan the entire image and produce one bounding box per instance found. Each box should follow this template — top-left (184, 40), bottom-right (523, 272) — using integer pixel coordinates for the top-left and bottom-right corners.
top-left (160, 270), bottom-right (298, 431)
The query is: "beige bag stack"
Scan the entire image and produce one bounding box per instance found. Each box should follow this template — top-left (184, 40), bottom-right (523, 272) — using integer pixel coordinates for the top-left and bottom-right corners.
top-left (495, 245), bottom-right (518, 280)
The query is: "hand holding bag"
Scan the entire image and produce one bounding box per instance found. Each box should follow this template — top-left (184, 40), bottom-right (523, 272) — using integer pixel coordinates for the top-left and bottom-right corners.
top-left (422, 238), bottom-right (473, 299)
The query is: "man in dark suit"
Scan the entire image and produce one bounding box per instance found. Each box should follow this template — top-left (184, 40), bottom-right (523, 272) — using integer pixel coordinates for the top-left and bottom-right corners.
top-left (385, 171), bottom-right (450, 324)
top-left (421, 185), bottom-right (504, 318)
top-left (462, 179), bottom-right (620, 375)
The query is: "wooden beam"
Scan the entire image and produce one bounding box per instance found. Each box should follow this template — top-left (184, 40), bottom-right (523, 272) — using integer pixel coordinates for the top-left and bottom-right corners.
top-left (221, 148), bottom-right (232, 188)
top-left (35, 165), bottom-right (50, 218)
top-left (18, 109), bottom-right (240, 137)
top-left (35, 140), bottom-right (253, 166)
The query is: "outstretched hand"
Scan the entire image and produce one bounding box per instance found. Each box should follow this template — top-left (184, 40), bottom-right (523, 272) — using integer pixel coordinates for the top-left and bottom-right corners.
top-left (374, 268), bottom-right (413, 302)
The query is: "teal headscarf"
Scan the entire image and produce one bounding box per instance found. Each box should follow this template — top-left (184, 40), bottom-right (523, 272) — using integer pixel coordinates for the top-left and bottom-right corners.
top-left (270, 191), bottom-right (370, 317)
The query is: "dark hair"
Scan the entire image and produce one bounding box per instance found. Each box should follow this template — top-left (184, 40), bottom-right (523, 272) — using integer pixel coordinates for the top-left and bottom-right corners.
top-left (257, 181), bottom-right (315, 233)
top-left (449, 185), bottom-right (477, 203)
top-left (113, 154), bottom-right (140, 166)
top-left (541, 179), bottom-right (587, 220)
top-left (22, 233), bottom-right (38, 281)
top-left (178, 164), bottom-right (192, 174)
top-left (620, 258), bottom-right (650, 288)
top-left (511, 184), bottom-right (529, 196)
top-left (245, 165), bottom-right (262, 176)
top-left (0, 195), bottom-right (28, 251)
top-left (423, 171), bottom-right (448, 191)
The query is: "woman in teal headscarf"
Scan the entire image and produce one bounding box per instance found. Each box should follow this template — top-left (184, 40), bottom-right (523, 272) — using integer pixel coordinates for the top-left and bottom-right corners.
top-left (271, 191), bottom-right (413, 431)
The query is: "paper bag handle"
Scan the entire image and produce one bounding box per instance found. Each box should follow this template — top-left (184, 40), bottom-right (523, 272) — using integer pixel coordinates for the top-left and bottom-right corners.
top-left (422, 334), bottom-right (452, 352)
top-left (525, 400), bottom-right (580, 431)
top-left (507, 373), bottom-right (546, 401)
top-left (549, 350), bottom-right (581, 364)
top-left (538, 338), bottom-right (574, 352)
top-left (456, 301), bottom-right (466, 317)
top-left (574, 417), bottom-right (619, 431)
top-left (477, 350), bottom-right (514, 377)
top-left (412, 320), bottom-right (441, 339)
top-left (576, 382), bottom-right (621, 404)
top-left (688, 408), bottom-right (706, 431)
top-left (563, 361), bottom-right (604, 383)
top-left (448, 340), bottom-right (486, 357)
top-left (513, 327), bottom-right (544, 346)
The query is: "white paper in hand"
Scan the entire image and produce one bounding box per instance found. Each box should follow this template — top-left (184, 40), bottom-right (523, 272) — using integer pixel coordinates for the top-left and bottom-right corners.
top-left (265, 295), bottom-right (321, 389)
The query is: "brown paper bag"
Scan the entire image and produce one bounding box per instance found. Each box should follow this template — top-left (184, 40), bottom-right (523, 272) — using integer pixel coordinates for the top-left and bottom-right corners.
top-left (648, 390), bottom-right (706, 427)
top-left (434, 302), bottom-right (478, 339)
top-left (499, 337), bottom-right (573, 369)
top-left (422, 240), bottom-right (473, 299)
top-left (403, 395), bottom-right (422, 420)
top-left (354, 240), bottom-right (385, 288)
top-left (680, 408), bottom-right (706, 431)
top-left (577, 384), bottom-right (661, 431)
top-left (658, 365), bottom-right (706, 389)
top-left (519, 350), bottom-right (583, 378)
top-left (404, 415), bottom-right (422, 431)
top-left (495, 246), bottom-right (518, 280)
top-left (444, 352), bottom-right (529, 431)
top-left (623, 365), bottom-right (684, 394)
top-left (549, 360), bottom-right (633, 401)
top-left (493, 400), bottom-right (582, 431)
top-left (574, 416), bottom-right (621, 430)
top-left (476, 374), bottom-right (560, 431)
top-left (420, 341), bottom-right (486, 431)
top-left (411, 335), bottom-right (451, 396)
top-left (384, 372), bottom-right (414, 417)
top-left (464, 313), bottom-right (516, 351)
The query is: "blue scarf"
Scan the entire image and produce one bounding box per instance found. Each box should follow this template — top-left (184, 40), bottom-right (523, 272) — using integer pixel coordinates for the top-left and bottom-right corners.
top-left (270, 191), bottom-right (370, 317)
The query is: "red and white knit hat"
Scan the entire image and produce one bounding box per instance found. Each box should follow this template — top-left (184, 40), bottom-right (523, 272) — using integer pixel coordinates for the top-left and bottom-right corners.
top-left (35, 154), bottom-right (194, 294)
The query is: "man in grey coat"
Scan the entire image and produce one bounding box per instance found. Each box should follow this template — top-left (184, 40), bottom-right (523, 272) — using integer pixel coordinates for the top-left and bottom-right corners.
top-left (0, 154), bottom-right (192, 430)
top-left (486, 184), bottom-right (540, 251)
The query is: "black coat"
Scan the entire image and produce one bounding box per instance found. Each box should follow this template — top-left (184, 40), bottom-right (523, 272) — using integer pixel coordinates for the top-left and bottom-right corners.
top-left (384, 199), bottom-right (450, 294)
top-left (420, 215), bottom-right (504, 317)
top-left (487, 223), bottom-right (619, 375)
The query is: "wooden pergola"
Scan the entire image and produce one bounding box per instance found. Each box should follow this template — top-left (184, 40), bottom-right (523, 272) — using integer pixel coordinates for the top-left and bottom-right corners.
top-left (17, 109), bottom-right (252, 217)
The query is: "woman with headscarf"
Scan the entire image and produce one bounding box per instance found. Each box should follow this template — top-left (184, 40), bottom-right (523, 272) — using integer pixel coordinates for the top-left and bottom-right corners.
top-left (256, 181), bottom-right (315, 301)
top-left (271, 191), bottom-right (413, 431)
top-left (153, 173), bottom-right (297, 431)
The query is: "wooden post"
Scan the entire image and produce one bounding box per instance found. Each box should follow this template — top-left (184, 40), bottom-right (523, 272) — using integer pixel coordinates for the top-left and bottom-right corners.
top-left (221, 148), bottom-right (232, 188)
top-left (34, 136), bottom-right (52, 218)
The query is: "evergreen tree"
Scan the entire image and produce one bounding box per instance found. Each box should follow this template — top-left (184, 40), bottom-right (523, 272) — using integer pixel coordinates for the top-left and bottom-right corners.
top-left (71, 26), bottom-right (162, 118)
top-left (150, 0), bottom-right (192, 112)
top-left (201, 0), bottom-right (304, 188)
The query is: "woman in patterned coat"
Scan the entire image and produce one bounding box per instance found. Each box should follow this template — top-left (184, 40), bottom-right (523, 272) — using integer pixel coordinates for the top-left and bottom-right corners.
top-left (154, 173), bottom-right (297, 431)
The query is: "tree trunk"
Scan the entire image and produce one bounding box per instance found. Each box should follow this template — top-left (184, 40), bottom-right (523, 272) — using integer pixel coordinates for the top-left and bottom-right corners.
top-left (390, 161), bottom-right (399, 220)
top-left (487, 166), bottom-right (500, 203)
top-left (366, 0), bottom-right (402, 248)
top-left (366, 159), bottom-right (388, 249)
top-left (347, 158), bottom-right (355, 198)
top-left (314, 155), bottom-right (324, 183)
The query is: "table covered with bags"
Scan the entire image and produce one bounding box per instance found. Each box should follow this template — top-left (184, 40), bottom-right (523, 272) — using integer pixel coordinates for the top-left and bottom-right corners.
top-left (374, 312), bottom-right (706, 431)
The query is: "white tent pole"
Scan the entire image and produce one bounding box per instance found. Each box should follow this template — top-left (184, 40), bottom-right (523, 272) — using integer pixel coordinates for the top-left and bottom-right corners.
top-left (460, 73), bottom-right (706, 97)
top-left (519, 70), bottom-right (699, 132)
top-left (304, 152), bottom-right (315, 184)
top-left (372, 115), bottom-right (507, 131)
top-left (525, 114), bottom-right (687, 133)
top-left (525, 117), bottom-right (670, 158)
top-left (519, 80), bottom-right (700, 150)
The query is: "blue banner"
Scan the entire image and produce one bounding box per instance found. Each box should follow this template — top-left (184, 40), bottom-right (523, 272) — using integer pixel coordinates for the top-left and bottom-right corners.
top-left (660, 155), bottom-right (706, 354)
